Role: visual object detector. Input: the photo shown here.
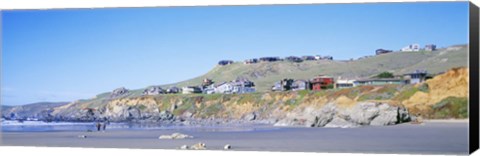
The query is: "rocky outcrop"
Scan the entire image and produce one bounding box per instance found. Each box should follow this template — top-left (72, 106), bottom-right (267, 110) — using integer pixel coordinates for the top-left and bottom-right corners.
top-left (110, 87), bottom-right (129, 98)
top-left (143, 86), bottom-right (166, 95)
top-left (274, 102), bottom-right (410, 128)
top-left (1, 102), bottom-right (69, 121)
top-left (243, 112), bottom-right (256, 121)
top-left (103, 103), bottom-right (174, 122)
top-left (191, 142), bottom-right (207, 150)
top-left (19, 86), bottom-right (417, 128)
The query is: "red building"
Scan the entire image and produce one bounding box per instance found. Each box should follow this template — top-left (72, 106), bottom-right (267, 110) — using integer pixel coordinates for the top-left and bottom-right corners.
top-left (310, 75), bottom-right (334, 91)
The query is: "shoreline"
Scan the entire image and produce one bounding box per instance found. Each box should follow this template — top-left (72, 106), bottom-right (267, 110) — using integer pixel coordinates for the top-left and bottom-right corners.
top-left (422, 119), bottom-right (469, 123)
top-left (0, 121), bottom-right (469, 154)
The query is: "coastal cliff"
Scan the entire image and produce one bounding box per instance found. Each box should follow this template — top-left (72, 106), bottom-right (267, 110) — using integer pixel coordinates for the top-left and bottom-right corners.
top-left (49, 89), bottom-right (411, 127)
top-left (2, 67), bottom-right (468, 128)
top-left (2, 43), bottom-right (469, 128)
top-left (21, 67), bottom-right (461, 127)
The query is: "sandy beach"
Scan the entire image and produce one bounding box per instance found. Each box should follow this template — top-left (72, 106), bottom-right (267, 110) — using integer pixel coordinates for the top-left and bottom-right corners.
top-left (0, 121), bottom-right (469, 155)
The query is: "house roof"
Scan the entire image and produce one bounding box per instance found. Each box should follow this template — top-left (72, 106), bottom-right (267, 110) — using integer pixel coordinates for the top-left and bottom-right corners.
top-left (355, 78), bottom-right (404, 82)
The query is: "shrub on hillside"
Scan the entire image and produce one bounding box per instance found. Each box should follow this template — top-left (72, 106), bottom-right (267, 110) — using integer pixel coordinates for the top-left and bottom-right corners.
top-left (431, 97), bottom-right (468, 119)
top-left (375, 72), bottom-right (395, 78)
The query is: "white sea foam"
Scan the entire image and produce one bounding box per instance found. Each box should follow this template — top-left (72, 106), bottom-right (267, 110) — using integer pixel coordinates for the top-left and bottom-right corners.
top-left (1, 120), bottom-right (94, 126)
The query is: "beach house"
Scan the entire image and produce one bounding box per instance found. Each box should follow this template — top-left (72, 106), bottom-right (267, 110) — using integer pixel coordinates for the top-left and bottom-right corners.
top-left (213, 78), bottom-right (256, 94)
top-left (403, 70), bottom-right (428, 84)
top-left (166, 86), bottom-right (181, 94)
top-left (335, 79), bottom-right (356, 89)
top-left (291, 79), bottom-right (310, 91)
top-left (310, 75), bottom-right (334, 91)
top-left (182, 86), bottom-right (202, 94)
top-left (272, 78), bottom-right (294, 91)
top-left (143, 86), bottom-right (166, 95)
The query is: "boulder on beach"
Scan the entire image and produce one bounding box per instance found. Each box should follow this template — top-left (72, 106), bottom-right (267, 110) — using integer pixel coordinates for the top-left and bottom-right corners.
top-left (191, 142), bottom-right (206, 150)
top-left (224, 144), bottom-right (231, 150)
top-left (180, 145), bottom-right (189, 150)
top-left (243, 112), bottom-right (256, 121)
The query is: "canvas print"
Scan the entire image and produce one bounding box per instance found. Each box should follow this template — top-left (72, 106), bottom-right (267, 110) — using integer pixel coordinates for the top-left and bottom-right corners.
top-left (0, 2), bottom-right (473, 155)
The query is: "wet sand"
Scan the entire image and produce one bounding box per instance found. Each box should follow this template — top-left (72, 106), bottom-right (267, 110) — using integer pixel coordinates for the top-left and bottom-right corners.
top-left (0, 121), bottom-right (469, 155)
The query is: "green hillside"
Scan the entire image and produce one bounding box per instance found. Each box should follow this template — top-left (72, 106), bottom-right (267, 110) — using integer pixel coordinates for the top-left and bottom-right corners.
top-left (72, 44), bottom-right (467, 109)
top-left (164, 44), bottom-right (468, 92)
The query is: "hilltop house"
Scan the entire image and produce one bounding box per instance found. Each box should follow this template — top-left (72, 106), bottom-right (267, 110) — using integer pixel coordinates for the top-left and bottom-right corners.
top-left (425, 44), bottom-right (437, 51)
top-left (302, 56), bottom-right (316, 61)
top-left (291, 79), bottom-right (309, 91)
top-left (285, 56), bottom-right (303, 63)
top-left (335, 79), bottom-right (356, 89)
top-left (259, 57), bottom-right (281, 62)
top-left (143, 86), bottom-right (166, 95)
top-left (244, 58), bottom-right (259, 64)
top-left (166, 87), bottom-right (181, 94)
top-left (182, 86), bottom-right (202, 94)
top-left (218, 60), bottom-right (234, 66)
top-left (375, 49), bottom-right (393, 55)
top-left (322, 56), bottom-right (333, 60)
top-left (403, 70), bottom-right (428, 84)
top-left (310, 75), bottom-right (334, 91)
top-left (401, 44), bottom-right (421, 52)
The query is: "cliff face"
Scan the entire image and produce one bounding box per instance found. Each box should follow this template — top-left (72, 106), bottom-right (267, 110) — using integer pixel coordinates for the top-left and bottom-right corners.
top-left (402, 67), bottom-right (469, 117)
top-left (1, 102), bottom-right (69, 120)
top-left (49, 87), bottom-right (411, 127)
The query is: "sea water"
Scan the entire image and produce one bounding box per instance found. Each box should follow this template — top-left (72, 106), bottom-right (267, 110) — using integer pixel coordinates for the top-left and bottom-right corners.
top-left (1, 120), bottom-right (279, 132)
top-left (1, 120), bottom-right (100, 132)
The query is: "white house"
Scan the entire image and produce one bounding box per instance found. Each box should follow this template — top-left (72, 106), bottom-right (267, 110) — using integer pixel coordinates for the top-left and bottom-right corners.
top-left (213, 79), bottom-right (255, 94)
top-left (182, 86), bottom-right (202, 94)
top-left (401, 44), bottom-right (420, 52)
top-left (335, 79), bottom-right (356, 89)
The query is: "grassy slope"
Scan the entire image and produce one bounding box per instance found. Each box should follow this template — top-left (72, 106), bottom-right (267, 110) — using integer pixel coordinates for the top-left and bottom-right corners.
top-left (58, 67), bottom-right (469, 119)
top-left (74, 44), bottom-right (467, 109)
top-left (163, 44), bottom-right (468, 92)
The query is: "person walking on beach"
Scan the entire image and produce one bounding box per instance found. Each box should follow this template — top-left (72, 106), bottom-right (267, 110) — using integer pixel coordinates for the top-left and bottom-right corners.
top-left (102, 121), bottom-right (107, 131)
top-left (96, 122), bottom-right (101, 131)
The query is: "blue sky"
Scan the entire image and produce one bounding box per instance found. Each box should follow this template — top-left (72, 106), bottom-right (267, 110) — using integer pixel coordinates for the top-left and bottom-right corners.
top-left (1, 2), bottom-right (469, 105)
